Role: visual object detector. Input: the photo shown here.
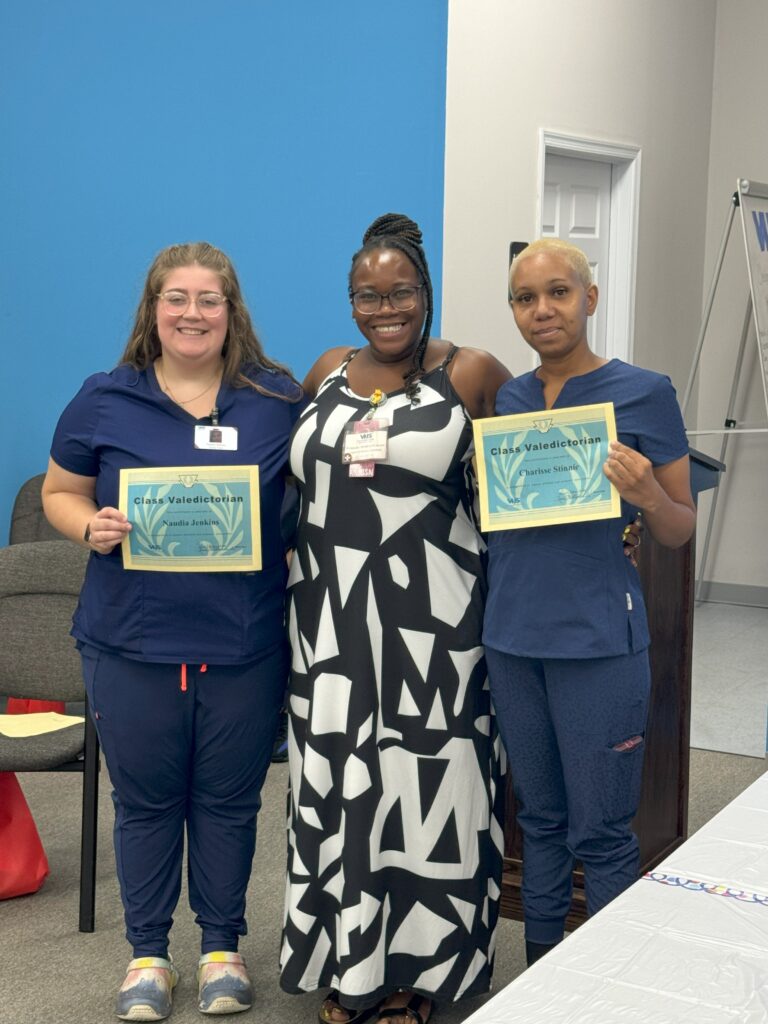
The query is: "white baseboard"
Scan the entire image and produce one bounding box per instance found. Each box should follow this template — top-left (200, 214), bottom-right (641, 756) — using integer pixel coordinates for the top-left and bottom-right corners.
top-left (695, 581), bottom-right (768, 608)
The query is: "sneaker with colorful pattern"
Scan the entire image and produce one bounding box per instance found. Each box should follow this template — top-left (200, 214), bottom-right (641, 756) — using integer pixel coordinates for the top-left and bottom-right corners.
top-left (197, 951), bottom-right (253, 1015)
top-left (116, 956), bottom-right (179, 1021)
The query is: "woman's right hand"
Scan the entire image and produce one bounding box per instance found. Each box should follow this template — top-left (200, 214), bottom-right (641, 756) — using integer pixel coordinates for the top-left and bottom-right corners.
top-left (42, 458), bottom-right (131, 553)
top-left (85, 507), bottom-right (131, 554)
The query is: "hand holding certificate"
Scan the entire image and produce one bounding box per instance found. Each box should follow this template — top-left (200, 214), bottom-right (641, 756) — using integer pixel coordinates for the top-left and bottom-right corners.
top-left (119, 465), bottom-right (261, 571)
top-left (472, 402), bottom-right (621, 531)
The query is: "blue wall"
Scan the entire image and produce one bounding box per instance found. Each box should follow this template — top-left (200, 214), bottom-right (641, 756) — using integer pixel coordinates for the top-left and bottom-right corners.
top-left (1, 1), bottom-right (448, 540)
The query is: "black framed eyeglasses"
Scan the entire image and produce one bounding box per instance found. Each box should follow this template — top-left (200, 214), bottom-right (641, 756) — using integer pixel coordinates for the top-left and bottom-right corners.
top-left (157, 291), bottom-right (228, 319)
top-left (351, 285), bottom-right (423, 314)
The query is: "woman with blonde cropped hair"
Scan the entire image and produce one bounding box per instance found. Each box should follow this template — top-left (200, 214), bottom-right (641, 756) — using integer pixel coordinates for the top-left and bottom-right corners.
top-left (484, 237), bottom-right (695, 966)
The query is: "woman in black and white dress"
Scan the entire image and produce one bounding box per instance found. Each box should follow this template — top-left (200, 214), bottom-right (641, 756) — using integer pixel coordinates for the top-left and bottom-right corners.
top-left (279, 215), bottom-right (510, 1024)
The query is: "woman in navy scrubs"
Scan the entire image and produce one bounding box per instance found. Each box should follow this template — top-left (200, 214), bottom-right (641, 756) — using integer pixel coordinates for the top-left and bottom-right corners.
top-left (484, 239), bottom-right (696, 967)
top-left (42, 242), bottom-right (304, 1021)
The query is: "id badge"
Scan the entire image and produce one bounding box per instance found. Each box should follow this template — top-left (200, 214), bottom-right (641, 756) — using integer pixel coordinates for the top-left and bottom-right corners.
top-left (194, 425), bottom-right (239, 451)
top-left (342, 419), bottom-right (388, 478)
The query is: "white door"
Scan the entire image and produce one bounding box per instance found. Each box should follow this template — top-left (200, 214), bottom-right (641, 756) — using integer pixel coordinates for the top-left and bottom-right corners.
top-left (541, 154), bottom-right (612, 357)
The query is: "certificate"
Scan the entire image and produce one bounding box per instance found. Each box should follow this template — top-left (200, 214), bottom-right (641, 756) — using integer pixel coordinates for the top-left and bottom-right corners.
top-left (473, 402), bottom-right (621, 531)
top-left (119, 465), bottom-right (261, 571)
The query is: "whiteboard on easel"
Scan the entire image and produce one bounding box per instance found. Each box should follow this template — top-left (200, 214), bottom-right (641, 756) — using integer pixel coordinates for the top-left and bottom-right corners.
top-left (738, 178), bottom-right (768, 420)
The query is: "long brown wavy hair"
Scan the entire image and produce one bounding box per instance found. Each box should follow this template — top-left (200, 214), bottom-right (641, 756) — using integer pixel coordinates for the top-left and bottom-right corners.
top-left (119, 242), bottom-right (301, 401)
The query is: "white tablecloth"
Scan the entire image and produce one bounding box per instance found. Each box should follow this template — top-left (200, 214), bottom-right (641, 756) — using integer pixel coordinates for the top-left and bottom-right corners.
top-left (465, 772), bottom-right (768, 1023)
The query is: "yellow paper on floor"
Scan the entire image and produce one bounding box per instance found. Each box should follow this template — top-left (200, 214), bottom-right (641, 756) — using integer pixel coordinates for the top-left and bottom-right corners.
top-left (0, 712), bottom-right (85, 737)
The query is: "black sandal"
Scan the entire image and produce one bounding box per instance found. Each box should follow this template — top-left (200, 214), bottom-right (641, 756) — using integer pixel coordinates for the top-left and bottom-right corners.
top-left (319, 990), bottom-right (378, 1024)
top-left (377, 993), bottom-right (433, 1024)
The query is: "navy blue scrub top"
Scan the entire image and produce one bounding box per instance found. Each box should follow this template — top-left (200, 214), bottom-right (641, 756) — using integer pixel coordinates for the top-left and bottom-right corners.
top-left (483, 359), bottom-right (689, 660)
top-left (51, 363), bottom-right (305, 664)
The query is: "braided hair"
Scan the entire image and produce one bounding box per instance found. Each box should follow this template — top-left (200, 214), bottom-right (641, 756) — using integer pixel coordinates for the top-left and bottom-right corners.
top-left (349, 213), bottom-right (434, 403)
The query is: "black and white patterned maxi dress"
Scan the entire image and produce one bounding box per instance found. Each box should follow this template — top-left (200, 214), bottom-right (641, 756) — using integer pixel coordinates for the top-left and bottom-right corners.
top-left (279, 352), bottom-right (505, 1010)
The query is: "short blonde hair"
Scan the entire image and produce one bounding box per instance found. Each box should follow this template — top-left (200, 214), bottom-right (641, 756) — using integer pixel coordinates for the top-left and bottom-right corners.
top-left (510, 238), bottom-right (593, 292)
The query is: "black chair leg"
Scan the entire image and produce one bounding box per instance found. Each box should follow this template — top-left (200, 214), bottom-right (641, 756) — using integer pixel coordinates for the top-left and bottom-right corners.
top-left (78, 707), bottom-right (100, 932)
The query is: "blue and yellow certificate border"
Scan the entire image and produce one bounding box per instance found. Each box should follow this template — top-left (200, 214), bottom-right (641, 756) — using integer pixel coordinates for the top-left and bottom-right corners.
top-left (473, 402), bottom-right (621, 531)
top-left (119, 465), bottom-right (261, 572)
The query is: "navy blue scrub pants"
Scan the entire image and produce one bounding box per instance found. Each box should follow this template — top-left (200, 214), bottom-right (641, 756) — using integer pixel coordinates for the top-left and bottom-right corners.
top-left (486, 648), bottom-right (650, 946)
top-left (80, 642), bottom-right (287, 958)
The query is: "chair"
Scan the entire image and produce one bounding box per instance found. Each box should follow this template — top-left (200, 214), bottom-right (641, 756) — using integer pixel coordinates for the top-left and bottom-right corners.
top-left (8, 473), bottom-right (68, 715)
top-left (9, 473), bottom-right (67, 544)
top-left (0, 540), bottom-right (100, 931)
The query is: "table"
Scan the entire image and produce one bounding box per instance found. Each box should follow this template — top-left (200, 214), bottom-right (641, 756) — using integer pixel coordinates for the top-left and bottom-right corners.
top-left (467, 772), bottom-right (768, 1023)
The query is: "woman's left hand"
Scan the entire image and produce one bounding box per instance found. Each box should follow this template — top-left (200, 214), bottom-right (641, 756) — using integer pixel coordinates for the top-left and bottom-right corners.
top-left (603, 442), bottom-right (660, 508)
top-left (604, 443), bottom-right (696, 549)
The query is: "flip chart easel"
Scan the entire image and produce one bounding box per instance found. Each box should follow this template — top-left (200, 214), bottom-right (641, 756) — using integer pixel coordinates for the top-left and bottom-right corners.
top-left (681, 178), bottom-right (768, 601)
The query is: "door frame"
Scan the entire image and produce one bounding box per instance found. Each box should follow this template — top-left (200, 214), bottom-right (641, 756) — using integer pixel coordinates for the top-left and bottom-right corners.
top-left (537, 130), bottom-right (642, 363)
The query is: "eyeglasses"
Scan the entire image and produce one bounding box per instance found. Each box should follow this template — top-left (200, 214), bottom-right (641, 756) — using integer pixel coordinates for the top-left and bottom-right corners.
top-left (157, 291), bottom-right (228, 318)
top-left (351, 285), bottom-right (423, 314)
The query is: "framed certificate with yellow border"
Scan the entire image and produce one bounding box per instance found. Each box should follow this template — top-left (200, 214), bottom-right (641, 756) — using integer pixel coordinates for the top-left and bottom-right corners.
top-left (472, 402), bottom-right (621, 531)
top-left (119, 465), bottom-right (261, 571)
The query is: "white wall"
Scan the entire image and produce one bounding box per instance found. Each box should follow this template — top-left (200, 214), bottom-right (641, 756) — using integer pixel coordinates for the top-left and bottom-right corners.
top-left (442, 0), bottom-right (767, 597)
top-left (695, 0), bottom-right (768, 593)
top-left (442, 0), bottom-right (716, 389)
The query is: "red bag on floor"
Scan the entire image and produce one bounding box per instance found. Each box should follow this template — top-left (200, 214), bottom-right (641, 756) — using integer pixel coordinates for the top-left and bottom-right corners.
top-left (6, 698), bottom-right (65, 714)
top-left (0, 773), bottom-right (50, 898)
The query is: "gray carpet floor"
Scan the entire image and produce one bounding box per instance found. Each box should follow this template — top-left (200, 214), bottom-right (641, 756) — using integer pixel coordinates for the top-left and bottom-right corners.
top-left (2, 749), bottom-right (764, 1024)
